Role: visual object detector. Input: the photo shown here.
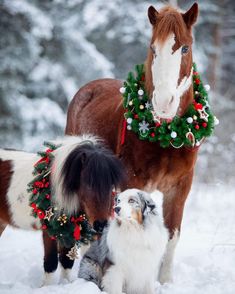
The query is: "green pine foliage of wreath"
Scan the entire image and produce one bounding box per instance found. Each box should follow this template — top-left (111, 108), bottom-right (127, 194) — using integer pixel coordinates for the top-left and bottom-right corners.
top-left (28, 142), bottom-right (95, 248)
top-left (122, 63), bottom-right (216, 148)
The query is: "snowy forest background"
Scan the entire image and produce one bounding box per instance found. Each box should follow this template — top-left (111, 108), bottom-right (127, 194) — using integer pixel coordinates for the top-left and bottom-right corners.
top-left (1, 1), bottom-right (235, 293)
top-left (0, 0), bottom-right (235, 184)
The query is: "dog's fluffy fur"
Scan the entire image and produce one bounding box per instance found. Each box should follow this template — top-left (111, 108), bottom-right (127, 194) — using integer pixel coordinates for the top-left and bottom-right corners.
top-left (78, 189), bottom-right (168, 294)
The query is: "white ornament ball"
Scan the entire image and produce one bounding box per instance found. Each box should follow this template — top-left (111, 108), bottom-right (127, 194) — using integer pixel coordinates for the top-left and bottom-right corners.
top-left (187, 117), bottom-right (193, 124)
top-left (127, 118), bottom-right (133, 124)
top-left (171, 131), bottom-right (177, 139)
top-left (138, 89), bottom-right (144, 96)
top-left (204, 84), bottom-right (210, 92)
top-left (127, 125), bottom-right (132, 130)
top-left (195, 141), bottom-right (201, 147)
top-left (119, 87), bottom-right (126, 94)
top-left (214, 116), bottom-right (220, 125)
top-left (139, 105), bottom-right (144, 110)
top-left (129, 100), bottom-right (133, 106)
top-left (193, 115), bottom-right (197, 120)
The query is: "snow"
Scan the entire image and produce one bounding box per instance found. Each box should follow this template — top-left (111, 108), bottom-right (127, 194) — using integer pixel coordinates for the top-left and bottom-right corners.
top-left (0, 182), bottom-right (234, 294)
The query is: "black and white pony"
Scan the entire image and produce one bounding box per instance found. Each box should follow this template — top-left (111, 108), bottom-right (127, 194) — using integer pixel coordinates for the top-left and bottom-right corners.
top-left (0, 135), bottom-right (125, 284)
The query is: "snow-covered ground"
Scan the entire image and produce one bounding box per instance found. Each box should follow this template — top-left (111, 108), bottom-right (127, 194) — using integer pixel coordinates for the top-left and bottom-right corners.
top-left (0, 182), bottom-right (235, 294)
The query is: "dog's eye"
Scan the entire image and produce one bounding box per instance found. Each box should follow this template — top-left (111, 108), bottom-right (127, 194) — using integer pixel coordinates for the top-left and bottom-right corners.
top-left (128, 198), bottom-right (136, 204)
top-left (116, 199), bottom-right (120, 204)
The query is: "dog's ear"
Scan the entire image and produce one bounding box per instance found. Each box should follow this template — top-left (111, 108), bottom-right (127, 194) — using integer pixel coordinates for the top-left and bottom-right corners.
top-left (145, 198), bottom-right (157, 215)
top-left (138, 192), bottom-right (157, 216)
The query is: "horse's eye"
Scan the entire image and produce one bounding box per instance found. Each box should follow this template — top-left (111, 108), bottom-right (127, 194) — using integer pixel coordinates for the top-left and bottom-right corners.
top-left (150, 44), bottom-right (156, 55)
top-left (182, 45), bottom-right (189, 55)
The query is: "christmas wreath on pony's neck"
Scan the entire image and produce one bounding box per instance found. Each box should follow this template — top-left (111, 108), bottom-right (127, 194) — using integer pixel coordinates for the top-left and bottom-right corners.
top-left (120, 63), bottom-right (219, 148)
top-left (28, 142), bottom-right (96, 260)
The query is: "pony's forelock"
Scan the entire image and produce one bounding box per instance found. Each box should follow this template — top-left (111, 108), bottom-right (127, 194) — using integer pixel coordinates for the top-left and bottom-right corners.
top-left (50, 135), bottom-right (98, 214)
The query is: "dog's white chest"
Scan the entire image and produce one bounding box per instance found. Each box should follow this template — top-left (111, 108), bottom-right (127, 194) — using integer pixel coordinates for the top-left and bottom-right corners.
top-left (107, 220), bottom-right (168, 292)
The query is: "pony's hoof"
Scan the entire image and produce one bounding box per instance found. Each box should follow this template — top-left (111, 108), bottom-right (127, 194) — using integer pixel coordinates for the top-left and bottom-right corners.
top-left (60, 268), bottom-right (76, 283)
top-left (42, 272), bottom-right (57, 286)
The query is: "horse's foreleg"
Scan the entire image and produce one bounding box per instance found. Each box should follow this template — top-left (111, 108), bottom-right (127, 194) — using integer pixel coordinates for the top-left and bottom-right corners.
top-left (158, 172), bottom-right (193, 284)
top-left (42, 231), bottom-right (58, 285)
top-left (59, 246), bottom-right (75, 282)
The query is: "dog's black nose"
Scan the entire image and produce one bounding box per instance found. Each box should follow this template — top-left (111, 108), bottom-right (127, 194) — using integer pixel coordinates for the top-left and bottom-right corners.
top-left (114, 206), bottom-right (121, 214)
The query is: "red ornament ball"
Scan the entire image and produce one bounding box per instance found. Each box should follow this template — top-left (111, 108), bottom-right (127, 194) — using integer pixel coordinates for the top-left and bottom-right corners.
top-left (155, 122), bottom-right (161, 127)
top-left (44, 182), bottom-right (50, 188)
top-left (195, 125), bottom-right (200, 130)
top-left (195, 78), bottom-right (200, 85)
top-left (151, 132), bottom-right (155, 138)
top-left (45, 194), bottom-right (50, 199)
top-left (202, 122), bottom-right (207, 128)
top-left (134, 114), bottom-right (139, 119)
top-left (33, 189), bottom-right (38, 195)
top-left (194, 102), bottom-right (203, 110)
top-left (37, 209), bottom-right (45, 219)
top-left (42, 224), bottom-right (47, 230)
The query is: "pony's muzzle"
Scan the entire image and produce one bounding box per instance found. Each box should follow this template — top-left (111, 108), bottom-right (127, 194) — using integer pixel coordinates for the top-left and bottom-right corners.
top-left (93, 220), bottom-right (108, 234)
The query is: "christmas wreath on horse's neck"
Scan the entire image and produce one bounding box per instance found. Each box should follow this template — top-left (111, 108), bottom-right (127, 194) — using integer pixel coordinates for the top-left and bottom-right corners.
top-left (120, 63), bottom-right (219, 149)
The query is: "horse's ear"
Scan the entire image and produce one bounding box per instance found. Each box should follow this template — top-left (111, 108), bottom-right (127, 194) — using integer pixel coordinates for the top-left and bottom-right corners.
top-left (148, 6), bottom-right (159, 26)
top-left (182, 2), bottom-right (199, 28)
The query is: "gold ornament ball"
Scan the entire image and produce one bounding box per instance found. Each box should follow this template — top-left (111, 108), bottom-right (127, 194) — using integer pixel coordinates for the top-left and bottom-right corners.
top-left (193, 115), bottom-right (197, 120)
top-left (139, 105), bottom-right (144, 110)
top-left (129, 101), bottom-right (133, 106)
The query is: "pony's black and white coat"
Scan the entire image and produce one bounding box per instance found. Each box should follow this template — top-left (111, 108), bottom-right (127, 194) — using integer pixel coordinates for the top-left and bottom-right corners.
top-left (0, 135), bottom-right (125, 284)
top-left (79, 189), bottom-right (168, 294)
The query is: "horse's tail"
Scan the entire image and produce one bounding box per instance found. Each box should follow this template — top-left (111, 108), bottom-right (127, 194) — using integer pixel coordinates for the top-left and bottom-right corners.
top-left (60, 141), bottom-right (125, 218)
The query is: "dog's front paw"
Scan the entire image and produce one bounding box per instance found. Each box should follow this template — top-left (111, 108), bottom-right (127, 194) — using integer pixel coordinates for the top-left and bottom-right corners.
top-left (158, 266), bottom-right (173, 284)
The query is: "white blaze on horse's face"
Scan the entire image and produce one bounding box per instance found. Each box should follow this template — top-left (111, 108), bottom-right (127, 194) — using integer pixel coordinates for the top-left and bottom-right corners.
top-left (151, 33), bottom-right (192, 119)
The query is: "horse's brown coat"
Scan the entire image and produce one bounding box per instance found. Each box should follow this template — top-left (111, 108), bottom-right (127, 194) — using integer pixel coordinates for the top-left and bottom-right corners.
top-left (0, 159), bottom-right (13, 226)
top-left (66, 5), bottom-right (199, 237)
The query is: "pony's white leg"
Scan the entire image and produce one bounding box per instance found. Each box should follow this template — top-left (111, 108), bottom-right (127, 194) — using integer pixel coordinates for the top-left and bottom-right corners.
top-left (158, 230), bottom-right (179, 284)
top-left (60, 268), bottom-right (75, 282)
top-left (42, 272), bottom-right (57, 286)
top-left (102, 266), bottom-right (124, 294)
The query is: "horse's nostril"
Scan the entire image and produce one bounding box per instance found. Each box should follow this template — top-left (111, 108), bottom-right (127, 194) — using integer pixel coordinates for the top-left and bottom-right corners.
top-left (170, 96), bottom-right (174, 104)
top-left (114, 207), bottom-right (121, 214)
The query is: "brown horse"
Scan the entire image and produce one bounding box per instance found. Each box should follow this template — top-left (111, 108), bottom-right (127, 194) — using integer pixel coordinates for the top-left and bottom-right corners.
top-left (65, 3), bottom-right (199, 283)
